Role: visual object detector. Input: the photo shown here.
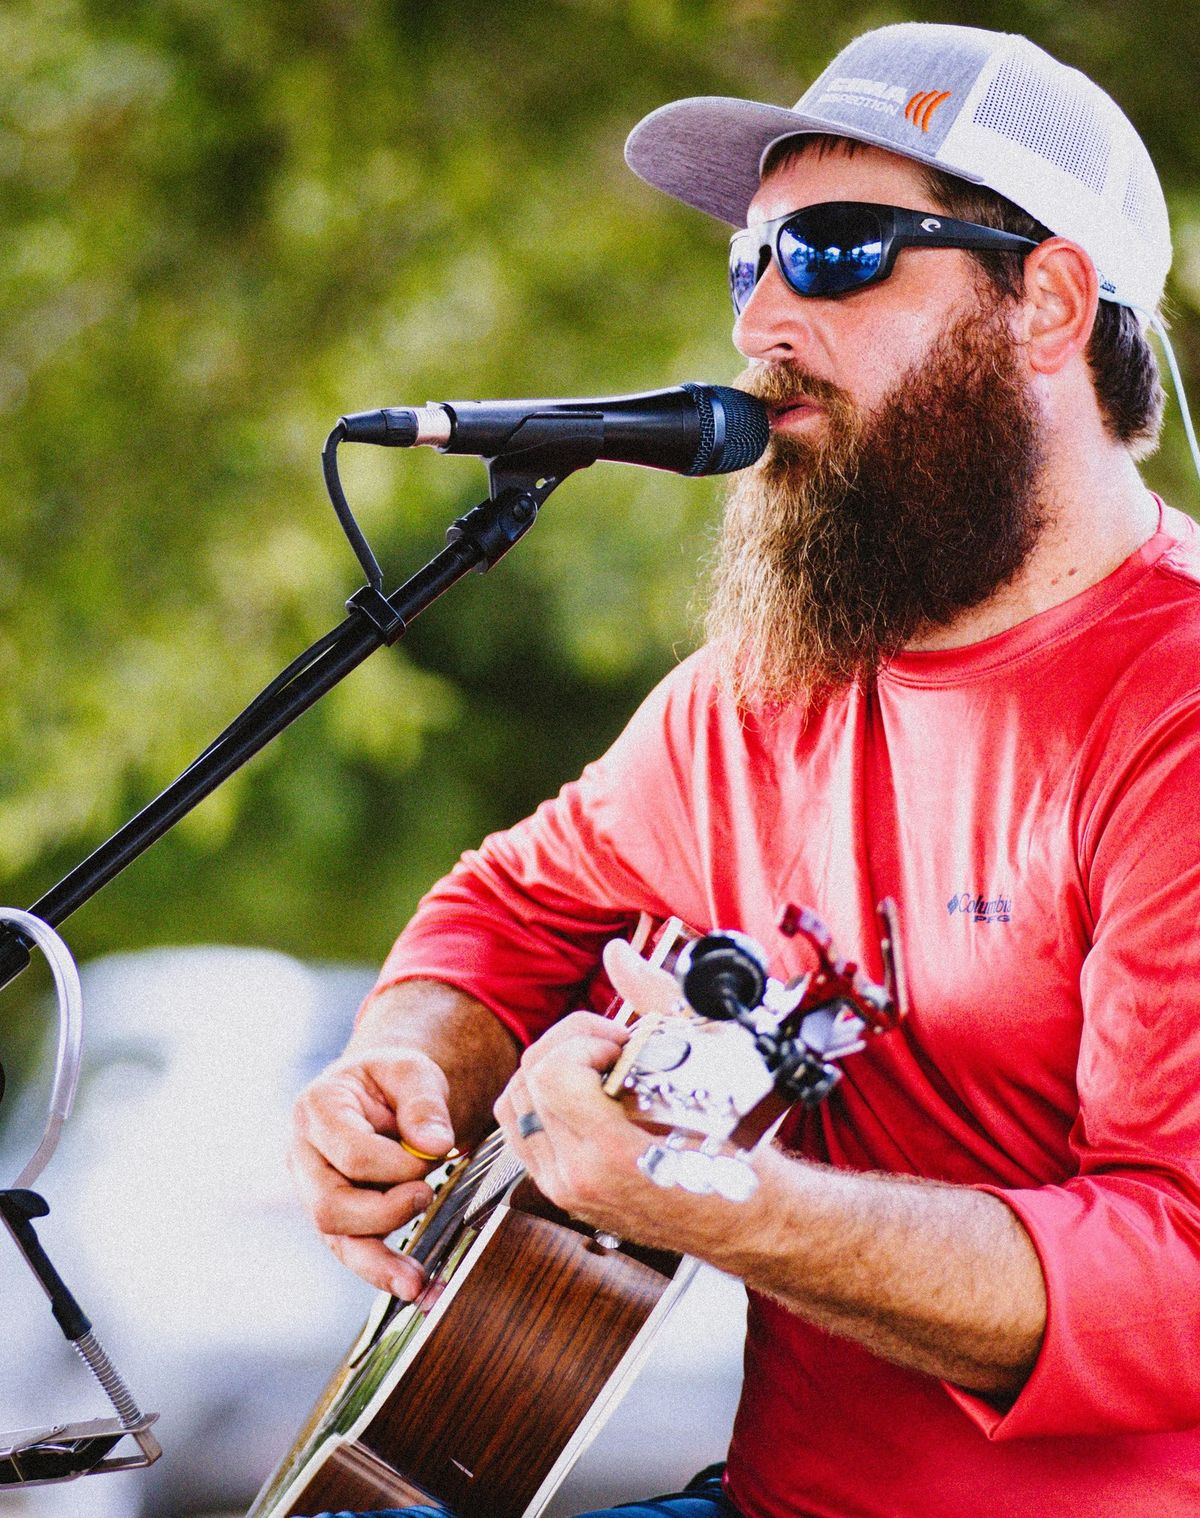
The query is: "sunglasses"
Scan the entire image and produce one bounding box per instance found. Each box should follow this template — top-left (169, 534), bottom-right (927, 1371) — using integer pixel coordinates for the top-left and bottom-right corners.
top-left (729, 201), bottom-right (1040, 313)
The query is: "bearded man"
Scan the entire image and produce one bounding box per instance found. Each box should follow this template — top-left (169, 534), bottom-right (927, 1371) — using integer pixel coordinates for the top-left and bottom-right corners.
top-left (288, 23), bottom-right (1200, 1518)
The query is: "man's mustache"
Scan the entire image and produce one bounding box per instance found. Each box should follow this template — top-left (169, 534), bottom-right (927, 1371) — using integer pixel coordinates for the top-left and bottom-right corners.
top-left (733, 362), bottom-right (850, 411)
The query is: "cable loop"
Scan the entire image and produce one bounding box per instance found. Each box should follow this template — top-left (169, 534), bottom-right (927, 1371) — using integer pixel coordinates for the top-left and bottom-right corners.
top-left (0, 910), bottom-right (83, 1191)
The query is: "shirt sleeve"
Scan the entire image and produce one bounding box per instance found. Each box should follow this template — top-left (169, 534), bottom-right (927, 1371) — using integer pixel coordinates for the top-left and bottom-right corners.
top-left (947, 693), bottom-right (1200, 1439)
top-left (367, 651), bottom-right (716, 1047)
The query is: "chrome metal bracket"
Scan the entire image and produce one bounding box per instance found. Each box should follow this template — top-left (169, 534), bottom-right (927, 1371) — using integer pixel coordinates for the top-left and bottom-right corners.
top-left (0, 1413), bottom-right (160, 1486)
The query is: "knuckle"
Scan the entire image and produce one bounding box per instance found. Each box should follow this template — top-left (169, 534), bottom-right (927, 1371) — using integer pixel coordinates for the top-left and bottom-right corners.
top-left (304, 1056), bottom-right (354, 1094)
top-left (310, 1195), bottom-right (344, 1235)
top-left (329, 1132), bottom-right (374, 1173)
top-left (291, 1090), bottom-right (320, 1137)
top-left (333, 1133), bottom-right (410, 1185)
top-left (399, 1052), bottom-right (444, 1090)
top-left (311, 1133), bottom-right (353, 1177)
top-left (401, 1094), bottom-right (450, 1126)
top-left (321, 1230), bottom-right (350, 1265)
top-left (318, 1046), bottom-right (436, 1102)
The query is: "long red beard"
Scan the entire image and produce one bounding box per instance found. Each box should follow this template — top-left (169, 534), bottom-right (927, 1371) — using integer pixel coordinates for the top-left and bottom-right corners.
top-left (706, 301), bottom-right (1047, 708)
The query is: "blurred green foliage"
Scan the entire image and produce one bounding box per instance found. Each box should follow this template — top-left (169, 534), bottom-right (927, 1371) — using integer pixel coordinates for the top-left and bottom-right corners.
top-left (0, 0), bottom-right (1196, 1033)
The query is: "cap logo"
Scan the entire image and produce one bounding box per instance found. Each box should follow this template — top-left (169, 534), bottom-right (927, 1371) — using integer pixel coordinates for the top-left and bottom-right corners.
top-left (904, 89), bottom-right (952, 132)
top-left (819, 76), bottom-right (909, 116)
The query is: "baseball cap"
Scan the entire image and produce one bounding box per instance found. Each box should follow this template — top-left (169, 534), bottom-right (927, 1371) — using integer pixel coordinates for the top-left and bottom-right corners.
top-left (625, 23), bottom-right (1170, 313)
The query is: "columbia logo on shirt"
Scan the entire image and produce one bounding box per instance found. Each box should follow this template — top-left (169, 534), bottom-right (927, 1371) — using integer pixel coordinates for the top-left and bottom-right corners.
top-left (947, 891), bottom-right (1012, 923)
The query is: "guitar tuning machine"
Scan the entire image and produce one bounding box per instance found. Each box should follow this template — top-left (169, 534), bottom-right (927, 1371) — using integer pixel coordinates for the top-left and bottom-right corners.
top-left (776, 896), bottom-right (908, 1037)
top-left (632, 1027), bottom-right (692, 1074)
top-left (674, 931), bottom-right (769, 1025)
top-left (772, 1048), bottom-right (843, 1107)
top-left (638, 1135), bottom-right (759, 1203)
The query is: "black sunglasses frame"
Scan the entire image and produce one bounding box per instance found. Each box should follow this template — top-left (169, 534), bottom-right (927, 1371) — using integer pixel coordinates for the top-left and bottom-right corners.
top-left (730, 201), bottom-right (1041, 313)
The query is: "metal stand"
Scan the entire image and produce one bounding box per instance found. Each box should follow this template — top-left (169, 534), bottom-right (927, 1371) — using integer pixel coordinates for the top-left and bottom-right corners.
top-left (0, 1189), bottom-right (161, 1485)
top-left (0, 908), bottom-right (160, 1484)
top-left (0, 428), bottom-right (603, 1485)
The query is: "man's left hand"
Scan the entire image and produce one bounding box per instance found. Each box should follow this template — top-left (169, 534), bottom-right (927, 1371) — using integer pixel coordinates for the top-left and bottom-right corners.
top-left (493, 1011), bottom-right (738, 1253)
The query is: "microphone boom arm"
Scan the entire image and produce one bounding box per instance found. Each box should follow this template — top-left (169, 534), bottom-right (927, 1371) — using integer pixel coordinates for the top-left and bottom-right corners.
top-left (0, 447), bottom-right (585, 993)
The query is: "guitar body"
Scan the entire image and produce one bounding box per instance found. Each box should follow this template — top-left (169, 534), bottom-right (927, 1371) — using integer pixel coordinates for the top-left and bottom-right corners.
top-left (246, 1134), bottom-right (690, 1518)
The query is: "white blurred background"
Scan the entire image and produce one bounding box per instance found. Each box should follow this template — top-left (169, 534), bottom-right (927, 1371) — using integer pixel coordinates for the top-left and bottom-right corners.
top-left (0, 947), bottom-right (745, 1518)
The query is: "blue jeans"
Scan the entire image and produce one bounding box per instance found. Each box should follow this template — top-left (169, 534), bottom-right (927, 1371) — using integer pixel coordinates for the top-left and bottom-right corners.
top-left (310, 1463), bottom-right (740, 1518)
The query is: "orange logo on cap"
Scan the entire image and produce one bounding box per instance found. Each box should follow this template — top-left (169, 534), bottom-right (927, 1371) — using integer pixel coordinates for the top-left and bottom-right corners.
top-left (905, 89), bottom-right (952, 132)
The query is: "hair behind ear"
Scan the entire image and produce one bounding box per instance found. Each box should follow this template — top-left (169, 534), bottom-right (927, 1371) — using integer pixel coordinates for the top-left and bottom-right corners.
top-left (919, 163), bottom-right (1164, 458)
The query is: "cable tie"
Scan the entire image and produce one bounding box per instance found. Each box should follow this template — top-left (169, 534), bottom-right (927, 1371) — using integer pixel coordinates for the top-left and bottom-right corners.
top-left (345, 586), bottom-right (406, 646)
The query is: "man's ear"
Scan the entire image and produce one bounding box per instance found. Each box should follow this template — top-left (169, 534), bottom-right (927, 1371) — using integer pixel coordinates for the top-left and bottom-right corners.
top-left (1018, 236), bottom-right (1099, 376)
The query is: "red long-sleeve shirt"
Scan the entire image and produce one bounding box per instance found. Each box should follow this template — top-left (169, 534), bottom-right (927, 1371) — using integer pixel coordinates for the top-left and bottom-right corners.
top-left (376, 502), bottom-right (1200, 1516)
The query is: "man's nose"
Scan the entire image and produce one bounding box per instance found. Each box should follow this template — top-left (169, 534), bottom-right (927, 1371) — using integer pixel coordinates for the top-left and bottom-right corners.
top-left (733, 261), bottom-right (811, 363)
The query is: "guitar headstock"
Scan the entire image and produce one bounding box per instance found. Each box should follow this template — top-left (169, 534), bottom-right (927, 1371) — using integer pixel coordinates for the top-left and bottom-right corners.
top-left (601, 902), bottom-right (907, 1202)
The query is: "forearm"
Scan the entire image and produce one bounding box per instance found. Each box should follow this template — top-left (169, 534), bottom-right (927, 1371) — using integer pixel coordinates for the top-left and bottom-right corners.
top-left (351, 977), bottom-right (520, 1145)
top-left (721, 1146), bottom-right (1047, 1398)
top-left (497, 1011), bottom-right (1046, 1402)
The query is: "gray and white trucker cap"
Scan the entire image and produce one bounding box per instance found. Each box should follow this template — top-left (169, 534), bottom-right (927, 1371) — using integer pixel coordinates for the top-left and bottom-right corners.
top-left (625, 23), bottom-right (1170, 312)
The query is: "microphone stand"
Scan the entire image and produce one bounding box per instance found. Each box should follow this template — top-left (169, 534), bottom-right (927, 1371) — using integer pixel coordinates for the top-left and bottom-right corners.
top-left (0, 422), bottom-right (605, 995)
top-left (0, 421), bottom-right (613, 1490)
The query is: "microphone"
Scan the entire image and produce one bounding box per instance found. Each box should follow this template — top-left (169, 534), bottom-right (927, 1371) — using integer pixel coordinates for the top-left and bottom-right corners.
top-left (337, 383), bottom-right (770, 477)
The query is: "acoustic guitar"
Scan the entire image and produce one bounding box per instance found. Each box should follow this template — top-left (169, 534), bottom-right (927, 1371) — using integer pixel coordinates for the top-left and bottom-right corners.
top-left (245, 904), bottom-right (905, 1518)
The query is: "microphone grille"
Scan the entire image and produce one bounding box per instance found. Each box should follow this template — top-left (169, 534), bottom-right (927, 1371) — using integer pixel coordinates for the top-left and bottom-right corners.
top-left (685, 385), bottom-right (770, 475)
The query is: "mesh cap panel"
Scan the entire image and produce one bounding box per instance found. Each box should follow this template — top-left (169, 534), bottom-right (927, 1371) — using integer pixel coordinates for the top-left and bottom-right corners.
top-left (1122, 170), bottom-right (1151, 237)
top-left (973, 56), bottom-right (1110, 195)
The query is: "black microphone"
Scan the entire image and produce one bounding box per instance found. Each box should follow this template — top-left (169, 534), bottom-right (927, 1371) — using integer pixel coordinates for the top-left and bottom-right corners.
top-left (337, 383), bottom-right (770, 476)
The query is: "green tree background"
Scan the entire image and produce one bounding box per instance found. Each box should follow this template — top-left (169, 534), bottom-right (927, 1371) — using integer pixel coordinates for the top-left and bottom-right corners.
top-left (0, 0), bottom-right (1196, 1067)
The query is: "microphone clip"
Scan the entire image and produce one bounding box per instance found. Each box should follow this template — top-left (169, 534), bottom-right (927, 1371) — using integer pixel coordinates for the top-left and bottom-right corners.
top-left (446, 487), bottom-right (544, 575)
top-left (437, 416), bottom-right (604, 575)
top-left (449, 429), bottom-right (598, 575)
top-left (441, 413), bottom-right (604, 573)
top-left (483, 412), bottom-right (604, 499)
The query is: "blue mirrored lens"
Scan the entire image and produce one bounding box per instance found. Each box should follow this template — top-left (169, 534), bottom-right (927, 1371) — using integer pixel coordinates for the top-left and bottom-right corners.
top-left (729, 238), bottom-right (761, 315)
top-left (778, 207), bottom-right (884, 296)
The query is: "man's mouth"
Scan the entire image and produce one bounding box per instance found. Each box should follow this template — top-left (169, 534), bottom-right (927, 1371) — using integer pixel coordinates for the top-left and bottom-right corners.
top-left (768, 399), bottom-right (822, 430)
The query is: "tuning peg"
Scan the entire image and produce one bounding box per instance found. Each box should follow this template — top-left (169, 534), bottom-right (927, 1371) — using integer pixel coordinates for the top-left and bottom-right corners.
top-left (637, 1140), bottom-right (759, 1202)
top-left (675, 932), bottom-right (768, 1022)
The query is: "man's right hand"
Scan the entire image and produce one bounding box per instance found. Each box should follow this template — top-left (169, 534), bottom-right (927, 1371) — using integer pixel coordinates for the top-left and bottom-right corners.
top-left (288, 978), bottom-right (521, 1299)
top-left (290, 1044), bottom-right (457, 1298)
